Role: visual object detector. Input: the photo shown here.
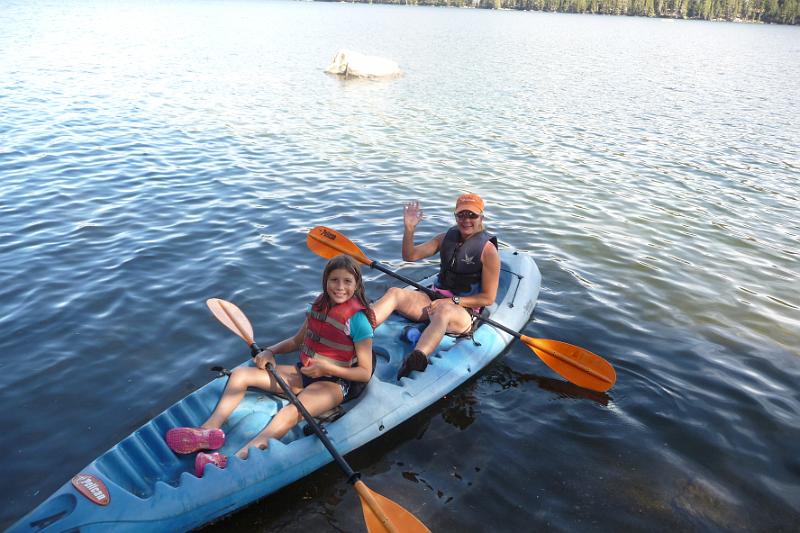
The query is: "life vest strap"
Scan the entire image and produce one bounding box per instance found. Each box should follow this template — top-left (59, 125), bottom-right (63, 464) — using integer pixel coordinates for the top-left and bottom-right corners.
top-left (307, 310), bottom-right (348, 333)
top-left (304, 329), bottom-right (354, 352)
top-left (300, 345), bottom-right (355, 367)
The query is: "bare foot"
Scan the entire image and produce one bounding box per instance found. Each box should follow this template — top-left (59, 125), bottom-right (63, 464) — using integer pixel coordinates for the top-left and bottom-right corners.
top-left (235, 440), bottom-right (268, 460)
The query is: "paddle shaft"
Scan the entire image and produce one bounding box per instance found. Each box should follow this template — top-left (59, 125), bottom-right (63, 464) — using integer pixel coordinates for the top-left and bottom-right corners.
top-left (248, 341), bottom-right (399, 533)
top-left (247, 342), bottom-right (357, 480)
top-left (369, 261), bottom-right (524, 339)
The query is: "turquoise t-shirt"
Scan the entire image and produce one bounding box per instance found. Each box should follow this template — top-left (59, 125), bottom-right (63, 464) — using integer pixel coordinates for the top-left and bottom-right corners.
top-left (347, 310), bottom-right (374, 343)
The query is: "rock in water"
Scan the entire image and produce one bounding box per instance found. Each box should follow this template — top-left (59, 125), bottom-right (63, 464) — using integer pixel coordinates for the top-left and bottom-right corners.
top-left (325, 49), bottom-right (403, 79)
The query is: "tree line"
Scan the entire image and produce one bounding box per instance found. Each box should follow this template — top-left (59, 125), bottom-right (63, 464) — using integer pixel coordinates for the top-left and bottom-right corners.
top-left (319, 0), bottom-right (798, 24)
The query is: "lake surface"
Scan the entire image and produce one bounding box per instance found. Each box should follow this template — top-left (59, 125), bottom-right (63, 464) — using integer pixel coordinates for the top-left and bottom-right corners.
top-left (1, 0), bottom-right (798, 530)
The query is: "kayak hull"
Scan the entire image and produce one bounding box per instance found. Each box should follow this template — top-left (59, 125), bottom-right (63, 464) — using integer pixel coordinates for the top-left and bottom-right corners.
top-left (10, 250), bottom-right (540, 532)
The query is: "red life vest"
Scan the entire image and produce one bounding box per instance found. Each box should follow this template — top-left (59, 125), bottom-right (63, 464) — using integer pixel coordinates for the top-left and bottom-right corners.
top-left (300, 296), bottom-right (366, 368)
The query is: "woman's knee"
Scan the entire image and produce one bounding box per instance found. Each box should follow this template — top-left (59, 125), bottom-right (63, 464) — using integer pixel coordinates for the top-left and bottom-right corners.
top-left (431, 302), bottom-right (458, 321)
top-left (385, 286), bottom-right (405, 302)
top-left (440, 303), bottom-right (471, 330)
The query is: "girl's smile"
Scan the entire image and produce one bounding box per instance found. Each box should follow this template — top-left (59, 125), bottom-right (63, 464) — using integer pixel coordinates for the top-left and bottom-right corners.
top-left (326, 268), bottom-right (357, 304)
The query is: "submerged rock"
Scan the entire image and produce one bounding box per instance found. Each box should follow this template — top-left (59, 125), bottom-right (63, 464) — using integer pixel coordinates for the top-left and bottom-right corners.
top-left (325, 49), bottom-right (403, 79)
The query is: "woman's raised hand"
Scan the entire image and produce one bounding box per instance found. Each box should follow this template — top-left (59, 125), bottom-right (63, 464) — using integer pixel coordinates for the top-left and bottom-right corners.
top-left (404, 200), bottom-right (424, 230)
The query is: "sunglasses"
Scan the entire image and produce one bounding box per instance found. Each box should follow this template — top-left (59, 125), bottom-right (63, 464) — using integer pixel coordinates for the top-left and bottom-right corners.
top-left (455, 211), bottom-right (481, 220)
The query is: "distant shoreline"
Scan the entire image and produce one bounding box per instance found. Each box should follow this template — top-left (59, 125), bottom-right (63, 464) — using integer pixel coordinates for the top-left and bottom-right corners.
top-left (315, 0), bottom-right (799, 26)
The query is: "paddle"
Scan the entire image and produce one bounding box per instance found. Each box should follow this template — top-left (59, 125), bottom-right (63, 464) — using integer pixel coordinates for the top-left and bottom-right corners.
top-left (307, 226), bottom-right (617, 392)
top-left (206, 298), bottom-right (430, 533)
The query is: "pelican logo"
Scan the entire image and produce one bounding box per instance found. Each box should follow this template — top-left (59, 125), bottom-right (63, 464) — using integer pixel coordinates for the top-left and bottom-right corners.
top-left (320, 228), bottom-right (336, 240)
top-left (71, 473), bottom-right (110, 506)
top-left (461, 253), bottom-right (476, 265)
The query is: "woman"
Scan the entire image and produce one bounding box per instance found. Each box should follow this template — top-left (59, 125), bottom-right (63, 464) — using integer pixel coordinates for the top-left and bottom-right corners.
top-left (372, 193), bottom-right (500, 380)
top-left (165, 255), bottom-right (376, 477)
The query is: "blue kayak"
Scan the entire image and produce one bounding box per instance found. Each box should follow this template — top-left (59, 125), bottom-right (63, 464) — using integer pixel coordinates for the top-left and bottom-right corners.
top-left (10, 250), bottom-right (540, 532)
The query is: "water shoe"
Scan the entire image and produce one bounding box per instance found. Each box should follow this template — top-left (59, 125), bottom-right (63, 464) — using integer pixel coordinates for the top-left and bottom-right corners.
top-left (166, 427), bottom-right (225, 454)
top-left (397, 349), bottom-right (428, 380)
top-left (195, 452), bottom-right (228, 477)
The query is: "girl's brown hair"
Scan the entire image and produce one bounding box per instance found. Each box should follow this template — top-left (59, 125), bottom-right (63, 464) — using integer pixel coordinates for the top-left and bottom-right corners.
top-left (312, 254), bottom-right (377, 329)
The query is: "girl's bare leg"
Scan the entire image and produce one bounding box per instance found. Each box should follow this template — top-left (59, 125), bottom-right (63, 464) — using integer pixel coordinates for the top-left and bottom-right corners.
top-left (202, 364), bottom-right (301, 429)
top-left (236, 380), bottom-right (343, 459)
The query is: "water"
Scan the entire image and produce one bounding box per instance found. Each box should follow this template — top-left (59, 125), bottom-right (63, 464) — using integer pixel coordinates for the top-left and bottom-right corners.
top-left (1, 0), bottom-right (799, 530)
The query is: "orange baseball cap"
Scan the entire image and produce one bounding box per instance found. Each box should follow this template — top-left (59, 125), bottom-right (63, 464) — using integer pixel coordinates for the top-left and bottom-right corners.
top-left (455, 193), bottom-right (485, 214)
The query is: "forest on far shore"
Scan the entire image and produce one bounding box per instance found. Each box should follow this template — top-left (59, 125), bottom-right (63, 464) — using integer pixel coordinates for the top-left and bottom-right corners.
top-left (319, 0), bottom-right (799, 25)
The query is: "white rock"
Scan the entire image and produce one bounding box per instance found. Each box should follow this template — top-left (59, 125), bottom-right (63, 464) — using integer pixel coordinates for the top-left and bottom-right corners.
top-left (325, 49), bottom-right (403, 79)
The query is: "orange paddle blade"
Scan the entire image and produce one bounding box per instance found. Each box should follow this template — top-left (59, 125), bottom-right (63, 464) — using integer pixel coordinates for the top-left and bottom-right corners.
top-left (206, 298), bottom-right (255, 345)
top-left (521, 336), bottom-right (616, 392)
top-left (354, 480), bottom-right (430, 533)
top-left (307, 226), bottom-right (372, 266)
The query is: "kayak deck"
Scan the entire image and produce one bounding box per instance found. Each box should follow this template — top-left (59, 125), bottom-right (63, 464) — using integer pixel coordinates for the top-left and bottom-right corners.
top-left (11, 250), bottom-right (540, 532)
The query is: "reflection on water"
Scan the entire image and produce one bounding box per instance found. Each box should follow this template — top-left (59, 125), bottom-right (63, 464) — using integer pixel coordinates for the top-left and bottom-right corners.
top-left (484, 361), bottom-right (612, 406)
top-left (440, 387), bottom-right (481, 431)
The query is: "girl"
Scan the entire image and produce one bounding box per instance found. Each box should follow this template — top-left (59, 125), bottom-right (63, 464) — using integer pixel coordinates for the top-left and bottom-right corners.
top-left (166, 255), bottom-right (376, 477)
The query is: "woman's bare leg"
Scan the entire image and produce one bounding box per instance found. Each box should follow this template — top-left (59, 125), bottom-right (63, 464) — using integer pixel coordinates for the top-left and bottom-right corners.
top-left (372, 287), bottom-right (432, 325)
top-left (414, 302), bottom-right (472, 356)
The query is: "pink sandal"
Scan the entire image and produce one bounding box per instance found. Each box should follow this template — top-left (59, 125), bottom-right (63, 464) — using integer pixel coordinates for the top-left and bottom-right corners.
top-left (195, 452), bottom-right (228, 477)
top-left (165, 427), bottom-right (225, 455)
